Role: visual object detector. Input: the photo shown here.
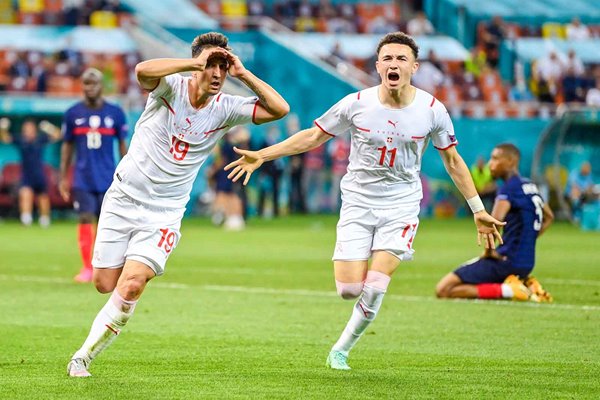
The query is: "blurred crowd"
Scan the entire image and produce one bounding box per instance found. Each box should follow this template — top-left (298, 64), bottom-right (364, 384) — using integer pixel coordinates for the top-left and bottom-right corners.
top-left (2, 0), bottom-right (131, 26)
top-left (0, 48), bottom-right (144, 103)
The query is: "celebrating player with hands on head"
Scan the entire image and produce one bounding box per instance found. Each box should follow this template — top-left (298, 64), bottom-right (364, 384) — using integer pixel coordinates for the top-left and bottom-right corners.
top-left (66, 32), bottom-right (289, 377)
top-left (225, 32), bottom-right (504, 370)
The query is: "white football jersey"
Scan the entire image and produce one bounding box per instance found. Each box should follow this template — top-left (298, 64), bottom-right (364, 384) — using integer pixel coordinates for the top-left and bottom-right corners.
top-left (315, 86), bottom-right (456, 209)
top-left (114, 74), bottom-right (258, 209)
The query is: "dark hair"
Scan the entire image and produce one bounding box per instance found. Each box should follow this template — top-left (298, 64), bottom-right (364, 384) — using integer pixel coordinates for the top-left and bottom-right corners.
top-left (495, 143), bottom-right (521, 161)
top-left (191, 32), bottom-right (230, 58)
top-left (376, 32), bottom-right (419, 59)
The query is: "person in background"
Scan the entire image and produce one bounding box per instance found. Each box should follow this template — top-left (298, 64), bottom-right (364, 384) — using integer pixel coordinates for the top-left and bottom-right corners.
top-left (0, 117), bottom-right (62, 227)
top-left (328, 135), bottom-right (350, 212)
top-left (286, 114), bottom-right (306, 214)
top-left (565, 17), bottom-right (591, 41)
top-left (257, 125), bottom-right (285, 218)
top-left (471, 156), bottom-right (497, 211)
top-left (565, 161), bottom-right (597, 222)
top-left (210, 126), bottom-right (250, 230)
top-left (59, 68), bottom-right (129, 283)
top-left (406, 11), bottom-right (434, 36)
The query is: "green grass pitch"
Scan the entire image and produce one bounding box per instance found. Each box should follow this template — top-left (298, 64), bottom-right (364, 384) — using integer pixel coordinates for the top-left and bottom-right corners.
top-left (0, 216), bottom-right (598, 399)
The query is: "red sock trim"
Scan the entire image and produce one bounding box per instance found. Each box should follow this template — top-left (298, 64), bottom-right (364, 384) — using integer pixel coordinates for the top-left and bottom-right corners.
top-left (78, 223), bottom-right (93, 270)
top-left (477, 283), bottom-right (503, 299)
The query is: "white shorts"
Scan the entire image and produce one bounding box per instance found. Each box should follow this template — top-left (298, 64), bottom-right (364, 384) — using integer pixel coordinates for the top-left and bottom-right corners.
top-left (92, 186), bottom-right (183, 276)
top-left (332, 202), bottom-right (420, 261)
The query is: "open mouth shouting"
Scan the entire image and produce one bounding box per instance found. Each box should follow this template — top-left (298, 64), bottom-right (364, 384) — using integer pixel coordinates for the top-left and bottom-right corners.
top-left (387, 71), bottom-right (400, 83)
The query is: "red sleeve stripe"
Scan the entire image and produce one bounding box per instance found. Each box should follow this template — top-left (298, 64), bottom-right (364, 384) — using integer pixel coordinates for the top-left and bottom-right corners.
top-left (160, 97), bottom-right (175, 115)
top-left (411, 135), bottom-right (425, 139)
top-left (252, 100), bottom-right (260, 124)
top-left (203, 125), bottom-right (229, 137)
top-left (429, 97), bottom-right (436, 107)
top-left (356, 126), bottom-right (370, 132)
top-left (314, 121), bottom-right (335, 137)
top-left (216, 93), bottom-right (223, 102)
top-left (434, 142), bottom-right (458, 151)
top-left (357, 91), bottom-right (361, 100)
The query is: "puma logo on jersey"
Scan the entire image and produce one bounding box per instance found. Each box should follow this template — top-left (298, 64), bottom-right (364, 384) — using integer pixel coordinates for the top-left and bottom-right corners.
top-left (387, 120), bottom-right (398, 128)
top-left (75, 118), bottom-right (86, 125)
top-left (183, 118), bottom-right (192, 131)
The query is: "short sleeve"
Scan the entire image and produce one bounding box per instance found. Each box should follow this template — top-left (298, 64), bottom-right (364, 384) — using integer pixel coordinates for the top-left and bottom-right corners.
top-left (496, 180), bottom-right (512, 202)
top-left (149, 74), bottom-right (179, 99)
top-left (430, 100), bottom-right (457, 150)
top-left (314, 93), bottom-right (355, 137)
top-left (62, 108), bottom-right (74, 142)
top-left (223, 95), bottom-right (259, 127)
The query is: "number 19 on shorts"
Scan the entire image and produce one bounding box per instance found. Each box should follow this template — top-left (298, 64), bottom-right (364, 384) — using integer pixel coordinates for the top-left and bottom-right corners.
top-left (158, 228), bottom-right (176, 253)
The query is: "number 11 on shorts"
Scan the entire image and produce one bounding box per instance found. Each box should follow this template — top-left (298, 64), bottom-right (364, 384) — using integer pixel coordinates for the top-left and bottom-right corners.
top-left (158, 228), bottom-right (175, 253)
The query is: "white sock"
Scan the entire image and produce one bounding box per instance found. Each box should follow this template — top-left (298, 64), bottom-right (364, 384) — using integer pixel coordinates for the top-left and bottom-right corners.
top-left (332, 271), bottom-right (390, 355)
top-left (20, 213), bottom-right (33, 226)
top-left (501, 283), bottom-right (514, 299)
top-left (39, 215), bottom-right (50, 228)
top-left (72, 291), bottom-right (137, 363)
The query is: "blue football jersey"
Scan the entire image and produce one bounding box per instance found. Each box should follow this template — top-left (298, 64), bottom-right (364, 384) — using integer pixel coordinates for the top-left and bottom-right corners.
top-left (62, 101), bottom-right (128, 192)
top-left (495, 175), bottom-right (545, 269)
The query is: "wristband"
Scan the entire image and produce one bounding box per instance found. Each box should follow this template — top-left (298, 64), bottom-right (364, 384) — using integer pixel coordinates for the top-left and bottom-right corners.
top-left (467, 195), bottom-right (485, 213)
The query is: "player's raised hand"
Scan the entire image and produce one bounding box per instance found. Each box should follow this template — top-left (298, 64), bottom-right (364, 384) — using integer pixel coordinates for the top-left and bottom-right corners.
top-left (224, 147), bottom-right (264, 185)
top-left (59, 177), bottom-right (70, 202)
top-left (473, 211), bottom-right (505, 249)
top-left (196, 47), bottom-right (230, 71)
top-left (223, 51), bottom-right (247, 78)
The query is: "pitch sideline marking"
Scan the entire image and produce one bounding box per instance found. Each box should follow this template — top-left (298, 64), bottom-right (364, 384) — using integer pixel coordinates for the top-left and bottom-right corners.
top-left (1, 274), bottom-right (599, 312)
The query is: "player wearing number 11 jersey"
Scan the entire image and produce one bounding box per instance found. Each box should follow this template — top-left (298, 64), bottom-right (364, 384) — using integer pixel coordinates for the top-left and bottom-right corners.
top-left (66, 32), bottom-right (289, 377)
top-left (224, 32), bottom-right (504, 370)
top-left (60, 68), bottom-right (128, 283)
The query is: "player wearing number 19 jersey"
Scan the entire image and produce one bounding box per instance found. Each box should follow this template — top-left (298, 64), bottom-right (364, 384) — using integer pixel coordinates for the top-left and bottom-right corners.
top-left (224, 32), bottom-right (504, 370)
top-left (436, 143), bottom-right (554, 302)
top-left (66, 32), bottom-right (289, 378)
top-left (60, 68), bottom-right (128, 283)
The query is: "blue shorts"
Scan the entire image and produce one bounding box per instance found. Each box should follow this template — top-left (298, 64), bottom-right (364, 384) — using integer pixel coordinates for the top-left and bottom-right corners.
top-left (21, 175), bottom-right (47, 194)
top-left (454, 257), bottom-right (532, 284)
top-left (73, 189), bottom-right (106, 216)
top-left (215, 172), bottom-right (233, 193)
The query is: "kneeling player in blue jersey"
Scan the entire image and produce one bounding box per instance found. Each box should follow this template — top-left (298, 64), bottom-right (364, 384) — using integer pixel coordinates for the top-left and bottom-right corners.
top-left (436, 143), bottom-right (554, 302)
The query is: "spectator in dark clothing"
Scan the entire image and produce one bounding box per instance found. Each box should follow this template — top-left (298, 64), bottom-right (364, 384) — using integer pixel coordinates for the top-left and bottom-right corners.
top-left (258, 126), bottom-right (285, 217)
top-left (0, 117), bottom-right (62, 227)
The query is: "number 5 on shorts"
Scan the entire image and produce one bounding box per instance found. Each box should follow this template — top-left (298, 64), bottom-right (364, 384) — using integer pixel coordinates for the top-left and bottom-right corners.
top-left (158, 228), bottom-right (176, 253)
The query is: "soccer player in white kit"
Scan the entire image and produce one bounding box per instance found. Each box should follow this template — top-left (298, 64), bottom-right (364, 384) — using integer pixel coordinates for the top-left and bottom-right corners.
top-left (66, 32), bottom-right (289, 377)
top-left (225, 32), bottom-right (505, 370)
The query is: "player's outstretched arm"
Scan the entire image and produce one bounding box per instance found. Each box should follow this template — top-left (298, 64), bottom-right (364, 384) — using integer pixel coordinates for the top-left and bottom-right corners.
top-left (59, 141), bottom-right (74, 201)
top-left (38, 120), bottom-right (62, 142)
top-left (134, 47), bottom-right (231, 91)
top-left (224, 51), bottom-right (289, 124)
top-left (225, 126), bottom-right (331, 185)
top-left (0, 118), bottom-right (12, 144)
top-left (538, 202), bottom-right (554, 237)
top-left (438, 146), bottom-right (505, 248)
